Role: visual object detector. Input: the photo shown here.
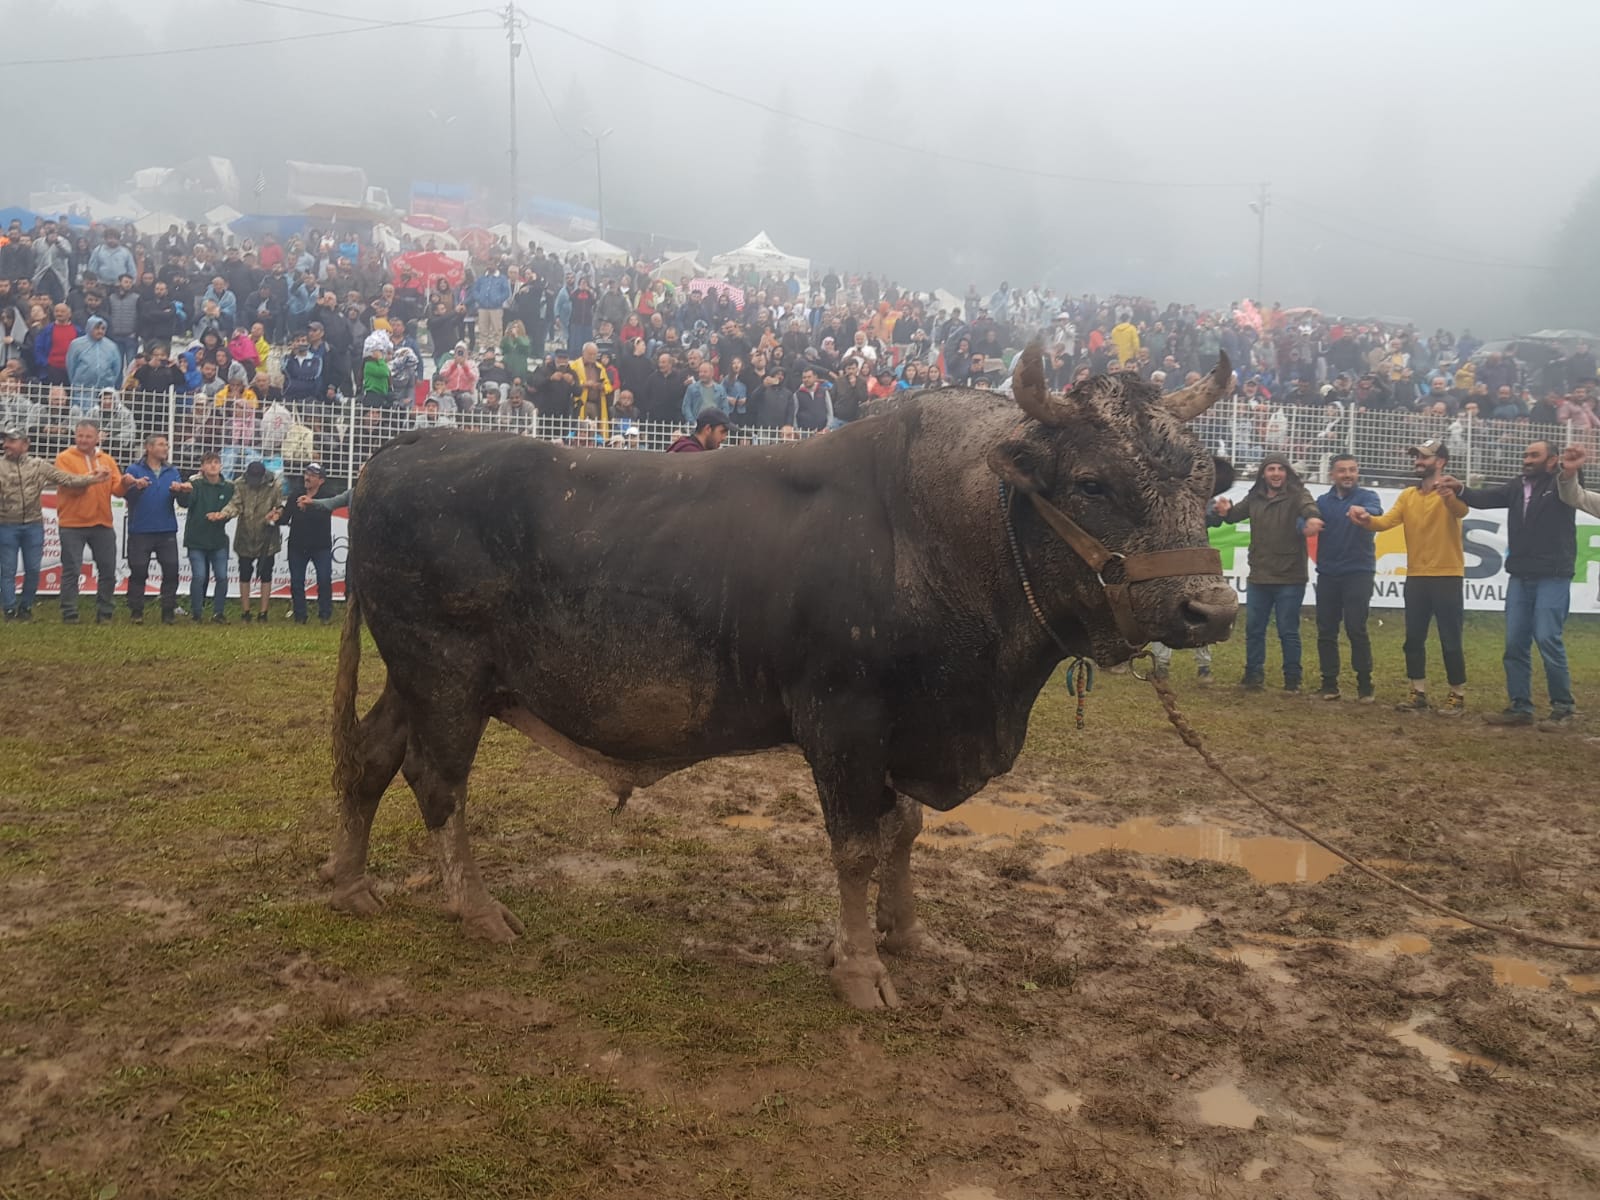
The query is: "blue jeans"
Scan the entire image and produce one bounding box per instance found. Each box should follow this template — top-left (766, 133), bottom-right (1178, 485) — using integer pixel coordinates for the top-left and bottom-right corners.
top-left (288, 545), bottom-right (333, 621)
top-left (1504, 575), bottom-right (1573, 715)
top-left (0, 521), bottom-right (44, 613)
top-left (188, 546), bottom-right (230, 618)
top-left (1244, 581), bottom-right (1306, 683)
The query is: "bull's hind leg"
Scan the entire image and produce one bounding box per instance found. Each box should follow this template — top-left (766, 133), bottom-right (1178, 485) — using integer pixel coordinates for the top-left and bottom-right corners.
top-left (402, 721), bottom-right (525, 944)
top-left (322, 682), bottom-right (409, 916)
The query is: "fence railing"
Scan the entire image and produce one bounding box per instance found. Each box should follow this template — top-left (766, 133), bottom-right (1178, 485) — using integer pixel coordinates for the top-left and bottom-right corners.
top-left (11, 386), bottom-right (1595, 489)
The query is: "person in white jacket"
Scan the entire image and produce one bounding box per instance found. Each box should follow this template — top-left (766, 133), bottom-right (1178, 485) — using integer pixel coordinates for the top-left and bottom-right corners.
top-left (1557, 444), bottom-right (1600, 517)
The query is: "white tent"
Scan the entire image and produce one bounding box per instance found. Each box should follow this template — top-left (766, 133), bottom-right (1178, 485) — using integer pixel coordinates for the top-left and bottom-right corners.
top-left (205, 204), bottom-right (244, 227)
top-left (133, 209), bottom-right (188, 237)
top-left (710, 230), bottom-right (809, 279)
top-left (930, 287), bottom-right (964, 315)
top-left (655, 250), bottom-right (705, 279)
top-left (489, 221), bottom-right (578, 255)
top-left (566, 237), bottom-right (630, 265)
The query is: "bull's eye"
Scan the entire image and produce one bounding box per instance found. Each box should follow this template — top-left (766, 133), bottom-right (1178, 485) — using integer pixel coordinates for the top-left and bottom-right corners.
top-left (1076, 479), bottom-right (1108, 498)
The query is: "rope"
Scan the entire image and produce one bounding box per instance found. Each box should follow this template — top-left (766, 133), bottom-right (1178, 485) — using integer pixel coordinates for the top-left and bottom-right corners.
top-left (1067, 657), bottom-right (1093, 729)
top-left (1135, 656), bottom-right (1600, 953)
top-left (998, 481), bottom-right (1077, 660)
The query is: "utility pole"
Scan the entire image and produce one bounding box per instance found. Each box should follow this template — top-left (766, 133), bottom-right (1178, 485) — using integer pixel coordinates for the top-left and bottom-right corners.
top-left (505, 2), bottom-right (520, 252)
top-left (582, 126), bottom-right (614, 241)
top-left (1250, 181), bottom-right (1271, 303)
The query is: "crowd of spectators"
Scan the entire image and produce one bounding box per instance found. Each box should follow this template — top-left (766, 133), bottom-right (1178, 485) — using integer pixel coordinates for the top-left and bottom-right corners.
top-left (0, 214), bottom-right (1596, 483)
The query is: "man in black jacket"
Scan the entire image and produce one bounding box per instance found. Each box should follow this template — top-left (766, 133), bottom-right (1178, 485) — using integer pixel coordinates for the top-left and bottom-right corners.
top-left (280, 461), bottom-right (338, 624)
top-left (637, 352), bottom-right (685, 425)
top-left (1444, 440), bottom-right (1576, 728)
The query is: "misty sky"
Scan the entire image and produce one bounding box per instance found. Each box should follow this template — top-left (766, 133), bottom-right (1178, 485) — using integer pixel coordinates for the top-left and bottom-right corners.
top-left (5, 0), bottom-right (1598, 332)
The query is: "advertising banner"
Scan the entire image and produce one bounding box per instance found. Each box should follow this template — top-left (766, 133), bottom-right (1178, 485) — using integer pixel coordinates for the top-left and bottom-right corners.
top-left (1210, 485), bottom-right (1600, 612)
top-left (25, 495), bottom-right (348, 601)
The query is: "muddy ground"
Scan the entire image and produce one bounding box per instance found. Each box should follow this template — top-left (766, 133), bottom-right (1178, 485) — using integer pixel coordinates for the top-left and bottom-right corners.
top-left (2, 611), bottom-right (1599, 1199)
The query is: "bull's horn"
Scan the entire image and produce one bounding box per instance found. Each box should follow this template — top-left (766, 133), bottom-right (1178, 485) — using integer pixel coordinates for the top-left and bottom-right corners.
top-left (1011, 340), bottom-right (1072, 425)
top-left (1163, 351), bottom-right (1231, 421)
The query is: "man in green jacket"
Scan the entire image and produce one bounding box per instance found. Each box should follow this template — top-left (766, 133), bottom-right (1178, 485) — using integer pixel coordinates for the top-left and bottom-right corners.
top-left (214, 460), bottom-right (283, 622)
top-left (176, 450), bottom-right (235, 623)
top-left (1212, 452), bottom-right (1324, 691)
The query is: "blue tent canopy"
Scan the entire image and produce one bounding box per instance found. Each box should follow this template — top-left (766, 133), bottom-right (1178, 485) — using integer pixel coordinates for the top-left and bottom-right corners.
top-left (0, 205), bottom-right (42, 228)
top-left (227, 213), bottom-right (311, 242)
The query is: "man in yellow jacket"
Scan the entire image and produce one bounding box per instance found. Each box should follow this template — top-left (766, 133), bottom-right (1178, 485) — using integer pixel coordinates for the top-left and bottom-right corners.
top-left (1110, 318), bottom-right (1141, 365)
top-left (1348, 437), bottom-right (1469, 714)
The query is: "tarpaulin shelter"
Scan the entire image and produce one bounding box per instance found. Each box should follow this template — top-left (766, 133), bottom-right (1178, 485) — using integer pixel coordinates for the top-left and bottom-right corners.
top-left (710, 231), bottom-right (809, 279)
top-left (567, 237), bottom-right (630, 265)
top-left (134, 210), bottom-right (189, 237)
top-left (0, 205), bottom-right (42, 228)
top-left (227, 214), bottom-right (311, 243)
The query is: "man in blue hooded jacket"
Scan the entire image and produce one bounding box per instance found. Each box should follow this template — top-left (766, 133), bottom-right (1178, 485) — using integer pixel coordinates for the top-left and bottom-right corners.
top-left (66, 317), bottom-right (123, 404)
top-left (1313, 454), bottom-right (1384, 700)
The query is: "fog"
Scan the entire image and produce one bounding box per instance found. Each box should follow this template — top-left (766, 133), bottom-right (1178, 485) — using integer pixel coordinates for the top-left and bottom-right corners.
top-left (5, 0), bottom-right (1598, 332)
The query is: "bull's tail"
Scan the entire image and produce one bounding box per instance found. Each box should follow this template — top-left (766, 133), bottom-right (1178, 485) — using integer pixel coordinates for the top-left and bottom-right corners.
top-left (331, 584), bottom-right (364, 800)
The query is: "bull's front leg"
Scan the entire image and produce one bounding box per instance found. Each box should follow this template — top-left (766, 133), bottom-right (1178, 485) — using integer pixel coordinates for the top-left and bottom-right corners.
top-left (826, 828), bottom-right (899, 1009)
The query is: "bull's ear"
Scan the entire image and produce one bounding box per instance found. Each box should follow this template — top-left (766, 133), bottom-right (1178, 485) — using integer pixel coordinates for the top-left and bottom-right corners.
top-left (1211, 456), bottom-right (1236, 496)
top-left (987, 437), bottom-right (1053, 495)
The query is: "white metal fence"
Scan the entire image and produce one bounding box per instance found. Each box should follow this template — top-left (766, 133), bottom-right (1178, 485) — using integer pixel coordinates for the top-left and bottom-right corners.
top-left (1187, 398), bottom-right (1594, 487)
top-left (11, 387), bottom-right (1593, 488)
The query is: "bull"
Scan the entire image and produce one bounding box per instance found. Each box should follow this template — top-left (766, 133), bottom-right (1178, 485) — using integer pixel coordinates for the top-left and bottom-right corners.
top-left (325, 344), bottom-right (1236, 1008)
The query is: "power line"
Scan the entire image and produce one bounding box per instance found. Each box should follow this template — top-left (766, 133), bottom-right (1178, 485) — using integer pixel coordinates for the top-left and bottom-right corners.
top-left (516, 11), bottom-right (1247, 192)
top-left (1275, 204), bottom-right (1553, 272)
top-left (520, 35), bottom-right (580, 146)
top-left (0, 5), bottom-right (496, 66)
top-left (1276, 194), bottom-right (1537, 266)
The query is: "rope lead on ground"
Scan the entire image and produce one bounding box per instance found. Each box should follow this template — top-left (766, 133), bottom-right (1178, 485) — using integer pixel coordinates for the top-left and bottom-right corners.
top-left (1143, 668), bottom-right (1600, 954)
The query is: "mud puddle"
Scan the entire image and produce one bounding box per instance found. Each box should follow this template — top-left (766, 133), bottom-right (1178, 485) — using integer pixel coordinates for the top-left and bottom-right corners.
top-left (1194, 1081), bottom-right (1266, 1129)
top-left (1386, 1013), bottom-right (1497, 1081)
top-left (719, 814), bottom-right (775, 831)
top-left (924, 806), bottom-right (1346, 884)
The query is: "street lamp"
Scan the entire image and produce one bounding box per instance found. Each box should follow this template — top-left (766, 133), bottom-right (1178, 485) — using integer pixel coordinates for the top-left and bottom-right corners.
top-left (581, 126), bottom-right (614, 241)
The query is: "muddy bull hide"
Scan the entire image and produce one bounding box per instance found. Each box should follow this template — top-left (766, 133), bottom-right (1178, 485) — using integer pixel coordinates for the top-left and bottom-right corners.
top-left (325, 345), bottom-right (1237, 1008)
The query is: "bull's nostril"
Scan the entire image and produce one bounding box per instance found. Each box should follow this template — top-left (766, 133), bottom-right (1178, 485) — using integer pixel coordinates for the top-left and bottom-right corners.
top-left (1182, 599), bottom-right (1238, 633)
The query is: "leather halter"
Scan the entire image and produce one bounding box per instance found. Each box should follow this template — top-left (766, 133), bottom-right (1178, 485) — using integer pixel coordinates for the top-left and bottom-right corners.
top-left (997, 480), bottom-right (1224, 650)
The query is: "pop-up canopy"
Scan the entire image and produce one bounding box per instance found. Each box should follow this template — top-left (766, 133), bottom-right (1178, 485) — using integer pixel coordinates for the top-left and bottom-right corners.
top-left (710, 231), bottom-right (809, 278)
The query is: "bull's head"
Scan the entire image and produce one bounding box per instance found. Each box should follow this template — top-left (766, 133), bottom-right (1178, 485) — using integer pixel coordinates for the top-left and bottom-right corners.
top-left (987, 343), bottom-right (1237, 664)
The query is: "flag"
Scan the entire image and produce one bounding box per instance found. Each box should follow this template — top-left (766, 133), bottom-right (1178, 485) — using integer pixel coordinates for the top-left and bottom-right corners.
top-left (253, 169), bottom-right (266, 197)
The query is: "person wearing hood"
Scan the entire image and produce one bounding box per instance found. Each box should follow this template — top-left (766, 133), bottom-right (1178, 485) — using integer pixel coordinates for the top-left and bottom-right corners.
top-left (66, 316), bottom-right (123, 404)
top-left (215, 459), bottom-right (283, 622)
top-left (1212, 453), bottom-right (1324, 691)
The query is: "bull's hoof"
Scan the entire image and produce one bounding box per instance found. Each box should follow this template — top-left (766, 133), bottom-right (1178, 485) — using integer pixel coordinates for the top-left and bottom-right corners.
top-left (460, 900), bottom-right (526, 944)
top-left (828, 947), bottom-right (901, 1010)
top-left (330, 876), bottom-right (384, 916)
top-left (881, 921), bottom-right (970, 961)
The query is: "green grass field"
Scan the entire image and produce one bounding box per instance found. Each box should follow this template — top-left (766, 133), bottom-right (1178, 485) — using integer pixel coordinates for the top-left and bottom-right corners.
top-left (3, 603), bottom-right (1599, 1199)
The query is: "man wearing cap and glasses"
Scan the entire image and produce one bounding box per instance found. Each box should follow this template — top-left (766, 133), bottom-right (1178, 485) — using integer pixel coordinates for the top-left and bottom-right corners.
top-left (1348, 437), bottom-right (1469, 714)
top-left (1, 426), bottom-right (110, 620)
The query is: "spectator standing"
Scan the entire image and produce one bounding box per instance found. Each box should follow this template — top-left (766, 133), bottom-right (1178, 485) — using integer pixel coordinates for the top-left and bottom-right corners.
top-left (66, 316), bottom-right (122, 403)
top-left (88, 231), bottom-right (136, 295)
top-left (1212, 453), bottom-right (1324, 691)
top-left (1446, 441), bottom-right (1576, 729)
top-left (681, 361), bottom-right (727, 425)
top-left (570, 342), bottom-right (613, 429)
top-left (176, 450), bottom-right (235, 623)
top-left (215, 460), bottom-right (283, 623)
top-left (0, 426), bottom-right (108, 620)
top-left (280, 462), bottom-right (336, 624)
top-left (116, 433), bottom-right (185, 624)
top-left (1349, 437), bottom-right (1469, 714)
top-left (53, 418), bottom-right (123, 624)
top-left (105, 274), bottom-right (141, 368)
top-left (472, 263), bottom-right (512, 348)
top-left (1313, 454), bottom-right (1383, 701)
top-left (33, 304), bottom-right (80, 385)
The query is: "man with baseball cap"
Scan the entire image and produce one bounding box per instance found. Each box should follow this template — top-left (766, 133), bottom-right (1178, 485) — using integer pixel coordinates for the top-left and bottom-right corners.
top-left (1348, 437), bottom-right (1470, 714)
top-left (1, 426), bottom-right (110, 620)
top-left (666, 409), bottom-right (729, 453)
top-left (279, 462), bottom-right (336, 624)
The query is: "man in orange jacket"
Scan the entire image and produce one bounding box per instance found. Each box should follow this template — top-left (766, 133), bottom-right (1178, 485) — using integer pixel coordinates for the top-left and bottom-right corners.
top-left (53, 417), bottom-right (123, 623)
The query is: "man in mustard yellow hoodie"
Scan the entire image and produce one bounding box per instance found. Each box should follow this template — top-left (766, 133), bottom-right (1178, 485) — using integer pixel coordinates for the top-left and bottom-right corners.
top-left (1349, 437), bottom-right (1469, 715)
